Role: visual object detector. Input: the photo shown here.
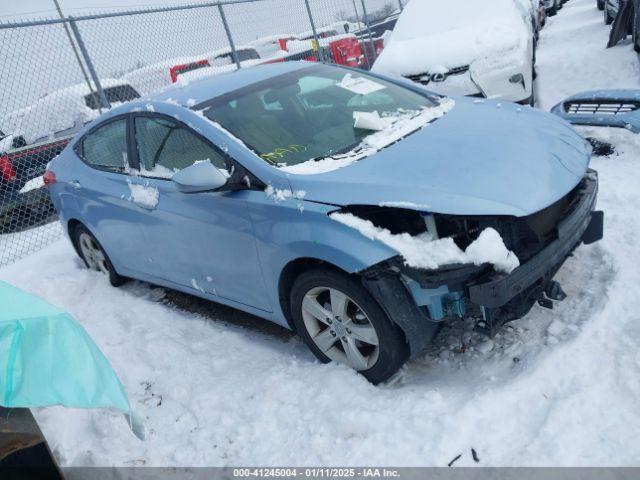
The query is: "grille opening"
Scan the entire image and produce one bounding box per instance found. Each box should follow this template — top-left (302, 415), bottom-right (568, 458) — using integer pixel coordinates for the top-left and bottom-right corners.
top-left (564, 101), bottom-right (640, 116)
top-left (404, 66), bottom-right (469, 85)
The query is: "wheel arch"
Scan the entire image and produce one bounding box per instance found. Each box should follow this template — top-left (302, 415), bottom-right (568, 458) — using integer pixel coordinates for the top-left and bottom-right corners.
top-left (277, 257), bottom-right (352, 331)
top-left (67, 218), bottom-right (84, 257)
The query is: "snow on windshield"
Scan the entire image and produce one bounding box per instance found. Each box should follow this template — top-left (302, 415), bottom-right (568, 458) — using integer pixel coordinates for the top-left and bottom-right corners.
top-left (281, 97), bottom-right (455, 175)
top-left (200, 65), bottom-right (451, 175)
top-left (331, 212), bottom-right (520, 274)
top-left (373, 0), bottom-right (528, 76)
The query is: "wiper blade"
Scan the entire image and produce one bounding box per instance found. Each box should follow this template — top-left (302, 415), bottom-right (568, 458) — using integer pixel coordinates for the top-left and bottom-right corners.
top-left (316, 141), bottom-right (363, 162)
top-left (315, 110), bottom-right (426, 162)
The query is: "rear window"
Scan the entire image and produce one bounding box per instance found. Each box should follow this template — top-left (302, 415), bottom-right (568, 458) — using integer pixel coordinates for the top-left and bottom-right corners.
top-left (212, 49), bottom-right (260, 66)
top-left (84, 85), bottom-right (140, 110)
top-left (80, 119), bottom-right (128, 172)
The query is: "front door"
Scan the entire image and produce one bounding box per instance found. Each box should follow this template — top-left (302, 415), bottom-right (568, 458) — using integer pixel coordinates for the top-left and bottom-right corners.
top-left (130, 114), bottom-right (272, 312)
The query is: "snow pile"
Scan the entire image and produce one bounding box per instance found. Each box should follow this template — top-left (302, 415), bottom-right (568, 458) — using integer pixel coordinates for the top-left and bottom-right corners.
top-left (372, 0), bottom-right (528, 76)
top-left (128, 183), bottom-right (159, 209)
top-left (137, 165), bottom-right (178, 180)
top-left (0, 134), bottom-right (15, 152)
top-left (4, 0), bottom-right (640, 468)
top-left (19, 175), bottom-right (44, 194)
top-left (331, 212), bottom-right (519, 273)
top-left (281, 98), bottom-right (455, 175)
top-left (264, 185), bottom-right (306, 202)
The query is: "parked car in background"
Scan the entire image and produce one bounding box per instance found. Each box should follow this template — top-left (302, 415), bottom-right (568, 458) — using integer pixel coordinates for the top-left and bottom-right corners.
top-left (365, 12), bottom-right (400, 38)
top-left (514, 0), bottom-right (541, 36)
top-left (545, 0), bottom-right (561, 16)
top-left (123, 47), bottom-right (263, 95)
top-left (296, 21), bottom-right (362, 41)
top-left (1, 80), bottom-right (140, 148)
top-left (0, 138), bottom-right (69, 233)
top-left (0, 80), bottom-right (139, 233)
top-left (535, 0), bottom-right (548, 30)
top-left (373, 0), bottom-right (536, 104)
top-left (46, 62), bottom-right (603, 383)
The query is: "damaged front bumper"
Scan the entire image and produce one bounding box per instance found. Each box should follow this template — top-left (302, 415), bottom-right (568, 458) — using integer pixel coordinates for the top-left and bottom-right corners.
top-left (361, 172), bottom-right (603, 356)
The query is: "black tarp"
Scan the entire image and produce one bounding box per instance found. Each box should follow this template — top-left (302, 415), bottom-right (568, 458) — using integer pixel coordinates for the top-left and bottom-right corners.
top-left (608, 0), bottom-right (634, 48)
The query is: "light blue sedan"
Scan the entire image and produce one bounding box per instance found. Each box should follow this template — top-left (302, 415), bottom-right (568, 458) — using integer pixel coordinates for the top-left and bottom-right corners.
top-left (46, 62), bottom-right (603, 383)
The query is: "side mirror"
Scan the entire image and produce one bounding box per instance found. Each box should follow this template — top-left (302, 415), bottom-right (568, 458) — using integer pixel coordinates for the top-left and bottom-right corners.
top-left (171, 161), bottom-right (228, 193)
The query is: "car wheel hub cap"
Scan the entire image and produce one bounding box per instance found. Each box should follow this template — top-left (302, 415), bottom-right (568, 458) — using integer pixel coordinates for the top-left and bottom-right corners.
top-left (301, 286), bottom-right (380, 371)
top-left (78, 232), bottom-right (109, 274)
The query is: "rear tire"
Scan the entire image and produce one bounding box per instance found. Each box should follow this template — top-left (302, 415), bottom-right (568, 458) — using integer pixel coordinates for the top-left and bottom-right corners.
top-left (290, 268), bottom-right (409, 384)
top-left (73, 224), bottom-right (126, 287)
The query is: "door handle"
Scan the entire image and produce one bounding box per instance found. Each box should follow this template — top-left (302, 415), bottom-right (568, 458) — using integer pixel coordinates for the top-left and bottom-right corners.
top-left (70, 180), bottom-right (81, 190)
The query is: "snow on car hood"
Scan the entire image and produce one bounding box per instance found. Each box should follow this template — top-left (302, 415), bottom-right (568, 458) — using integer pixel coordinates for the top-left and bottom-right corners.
top-left (287, 98), bottom-right (592, 217)
top-left (372, 0), bottom-right (528, 77)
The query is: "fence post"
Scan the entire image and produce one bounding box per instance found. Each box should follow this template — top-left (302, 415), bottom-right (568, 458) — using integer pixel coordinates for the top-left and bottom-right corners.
top-left (68, 17), bottom-right (110, 110)
top-left (303, 0), bottom-right (326, 63)
top-left (218, 3), bottom-right (241, 70)
top-left (359, 0), bottom-right (376, 69)
top-left (350, 0), bottom-right (371, 69)
top-left (53, 0), bottom-right (99, 113)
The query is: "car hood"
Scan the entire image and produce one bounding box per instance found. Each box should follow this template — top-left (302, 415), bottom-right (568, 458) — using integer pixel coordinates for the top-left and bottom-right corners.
top-left (374, 26), bottom-right (521, 77)
top-left (287, 98), bottom-right (591, 217)
top-left (372, 0), bottom-right (526, 77)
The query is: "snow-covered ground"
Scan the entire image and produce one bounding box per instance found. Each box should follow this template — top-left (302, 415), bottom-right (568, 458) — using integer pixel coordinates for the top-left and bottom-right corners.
top-left (2, 0), bottom-right (640, 466)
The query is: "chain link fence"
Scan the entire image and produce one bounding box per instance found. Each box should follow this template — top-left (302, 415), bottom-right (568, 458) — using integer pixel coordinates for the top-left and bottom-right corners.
top-left (0, 0), bottom-right (403, 267)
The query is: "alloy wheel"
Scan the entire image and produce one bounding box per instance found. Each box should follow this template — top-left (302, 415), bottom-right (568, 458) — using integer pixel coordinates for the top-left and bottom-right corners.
top-left (78, 232), bottom-right (109, 274)
top-left (301, 286), bottom-right (380, 371)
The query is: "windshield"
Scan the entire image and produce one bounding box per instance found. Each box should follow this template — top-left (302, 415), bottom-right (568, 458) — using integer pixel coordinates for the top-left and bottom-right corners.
top-left (201, 65), bottom-right (439, 167)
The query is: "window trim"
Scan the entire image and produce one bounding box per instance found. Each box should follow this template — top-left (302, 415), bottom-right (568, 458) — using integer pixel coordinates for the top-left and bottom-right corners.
top-left (130, 112), bottom-right (234, 181)
top-left (74, 114), bottom-right (134, 175)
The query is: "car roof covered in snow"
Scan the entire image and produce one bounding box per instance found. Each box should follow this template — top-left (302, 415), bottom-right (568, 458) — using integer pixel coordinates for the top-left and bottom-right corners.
top-left (146, 61), bottom-right (310, 109)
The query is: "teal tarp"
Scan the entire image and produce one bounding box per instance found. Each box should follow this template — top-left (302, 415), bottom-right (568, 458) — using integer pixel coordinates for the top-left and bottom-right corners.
top-left (0, 281), bottom-right (130, 413)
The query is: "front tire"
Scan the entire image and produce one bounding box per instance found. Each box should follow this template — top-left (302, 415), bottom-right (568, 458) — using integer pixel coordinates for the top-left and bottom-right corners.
top-left (290, 268), bottom-right (409, 384)
top-left (73, 224), bottom-right (126, 287)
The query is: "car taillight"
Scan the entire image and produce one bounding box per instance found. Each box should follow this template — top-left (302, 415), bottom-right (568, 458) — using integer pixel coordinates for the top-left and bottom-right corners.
top-left (0, 154), bottom-right (17, 183)
top-left (43, 170), bottom-right (56, 186)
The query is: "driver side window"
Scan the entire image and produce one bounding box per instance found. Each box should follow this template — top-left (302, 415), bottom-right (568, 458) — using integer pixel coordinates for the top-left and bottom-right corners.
top-left (134, 116), bottom-right (227, 177)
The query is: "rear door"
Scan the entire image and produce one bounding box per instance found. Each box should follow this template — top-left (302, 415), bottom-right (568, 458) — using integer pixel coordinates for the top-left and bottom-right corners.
top-left (70, 115), bottom-right (149, 274)
top-left (129, 113), bottom-right (272, 311)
